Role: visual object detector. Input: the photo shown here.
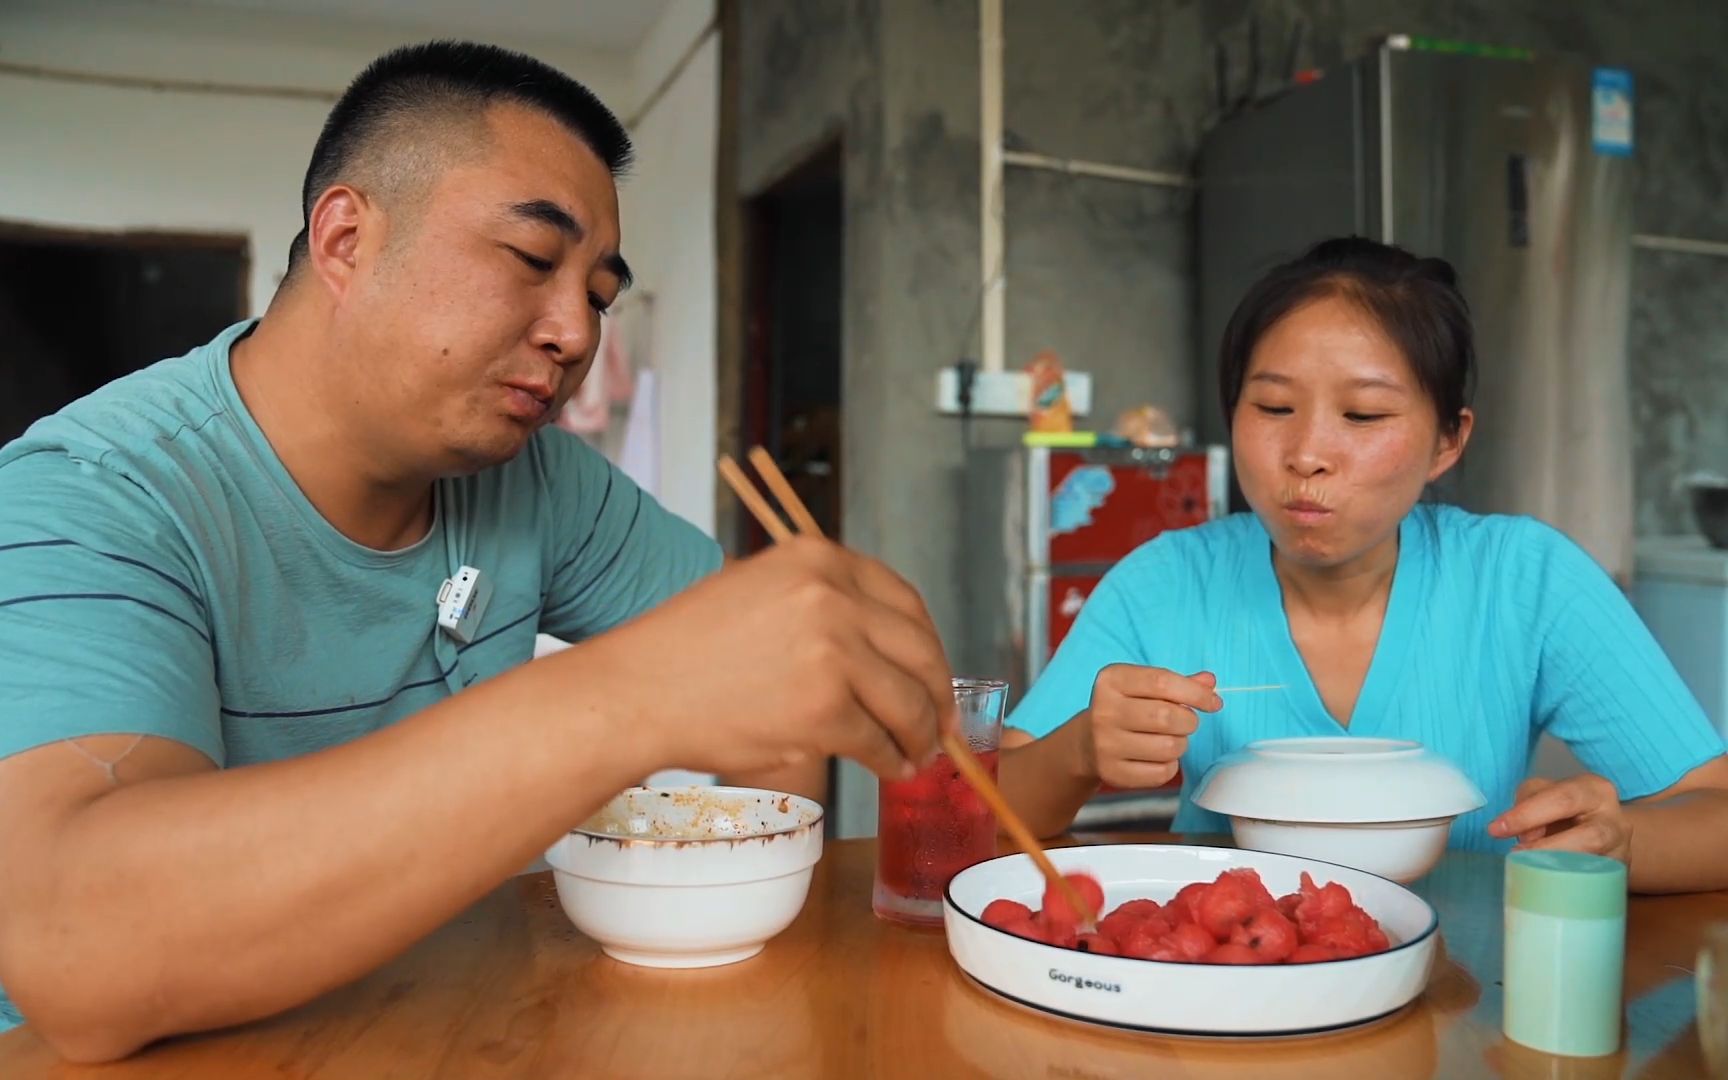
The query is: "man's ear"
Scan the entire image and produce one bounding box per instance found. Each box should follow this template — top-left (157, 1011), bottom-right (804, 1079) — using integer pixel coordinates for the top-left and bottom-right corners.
top-left (305, 184), bottom-right (376, 302)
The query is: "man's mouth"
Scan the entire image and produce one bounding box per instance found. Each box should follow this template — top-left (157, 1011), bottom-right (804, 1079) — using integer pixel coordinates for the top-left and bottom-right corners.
top-left (501, 379), bottom-right (556, 422)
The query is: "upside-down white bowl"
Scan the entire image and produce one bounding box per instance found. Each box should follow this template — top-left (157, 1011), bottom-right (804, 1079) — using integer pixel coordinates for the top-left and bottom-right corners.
top-left (944, 844), bottom-right (1439, 1036)
top-left (544, 786), bottom-right (823, 968)
top-left (1190, 737), bottom-right (1487, 883)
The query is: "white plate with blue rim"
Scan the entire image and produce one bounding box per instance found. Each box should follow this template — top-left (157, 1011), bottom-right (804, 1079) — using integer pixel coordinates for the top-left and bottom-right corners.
top-left (943, 844), bottom-right (1439, 1037)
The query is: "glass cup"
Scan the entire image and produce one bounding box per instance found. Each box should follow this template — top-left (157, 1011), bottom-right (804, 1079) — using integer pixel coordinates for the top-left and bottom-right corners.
top-left (872, 678), bottom-right (1008, 926)
top-left (1701, 922), bottom-right (1728, 1078)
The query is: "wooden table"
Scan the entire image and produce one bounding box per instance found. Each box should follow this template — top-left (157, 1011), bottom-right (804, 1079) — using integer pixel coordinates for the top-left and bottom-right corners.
top-left (0, 835), bottom-right (1719, 1078)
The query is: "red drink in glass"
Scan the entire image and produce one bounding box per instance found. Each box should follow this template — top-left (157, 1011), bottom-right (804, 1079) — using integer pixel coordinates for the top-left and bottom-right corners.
top-left (873, 678), bottom-right (1007, 925)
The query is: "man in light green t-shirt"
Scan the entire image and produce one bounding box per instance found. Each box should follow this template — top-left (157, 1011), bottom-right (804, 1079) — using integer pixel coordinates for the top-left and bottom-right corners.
top-left (0, 42), bottom-right (952, 1061)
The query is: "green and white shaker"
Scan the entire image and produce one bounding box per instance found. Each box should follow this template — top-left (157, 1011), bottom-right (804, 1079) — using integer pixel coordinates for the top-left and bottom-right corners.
top-left (1502, 850), bottom-right (1628, 1057)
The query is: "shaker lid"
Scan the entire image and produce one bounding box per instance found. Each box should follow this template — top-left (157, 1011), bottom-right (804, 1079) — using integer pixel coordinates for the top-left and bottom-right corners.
top-left (1505, 850), bottom-right (1627, 918)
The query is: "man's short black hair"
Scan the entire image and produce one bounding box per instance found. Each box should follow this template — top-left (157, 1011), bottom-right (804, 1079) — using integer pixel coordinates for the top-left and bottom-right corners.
top-left (286, 40), bottom-right (632, 274)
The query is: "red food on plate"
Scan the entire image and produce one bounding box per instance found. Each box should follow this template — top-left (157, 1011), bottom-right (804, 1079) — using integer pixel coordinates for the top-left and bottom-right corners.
top-left (1097, 898), bottom-right (1167, 944)
top-left (1074, 932), bottom-right (1119, 956)
top-left (1041, 871), bottom-right (1106, 930)
top-left (1108, 898), bottom-right (1164, 923)
top-left (981, 899), bottom-right (1034, 929)
top-left (1197, 872), bottom-right (1259, 940)
top-left (1036, 916), bottom-right (1079, 950)
top-left (1302, 908), bottom-right (1388, 958)
top-left (1220, 867), bottom-right (1278, 911)
top-left (1290, 871), bottom-right (1354, 925)
top-left (1169, 881), bottom-right (1210, 926)
top-left (1099, 891), bottom-right (1168, 926)
top-left (1102, 909), bottom-right (1171, 948)
top-left (1000, 916), bottom-right (1041, 941)
top-left (1289, 943), bottom-right (1345, 964)
top-left (1148, 921), bottom-right (1217, 962)
top-left (985, 866), bottom-right (1395, 966)
top-left (1204, 943), bottom-right (1261, 965)
top-left (1095, 910), bottom-right (1137, 945)
top-left (1230, 907), bottom-right (1300, 963)
top-left (1112, 920), bottom-right (1168, 960)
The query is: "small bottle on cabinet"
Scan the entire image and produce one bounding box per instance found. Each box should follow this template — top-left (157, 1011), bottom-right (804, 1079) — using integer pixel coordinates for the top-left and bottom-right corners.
top-left (1502, 850), bottom-right (1628, 1057)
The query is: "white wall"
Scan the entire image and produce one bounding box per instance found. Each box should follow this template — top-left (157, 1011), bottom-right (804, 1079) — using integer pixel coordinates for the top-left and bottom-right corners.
top-left (0, 0), bottom-right (630, 316)
top-left (627, 0), bottom-right (717, 117)
top-left (0, 0), bottom-right (718, 539)
top-left (590, 0), bottom-right (719, 786)
top-left (618, 6), bottom-right (718, 536)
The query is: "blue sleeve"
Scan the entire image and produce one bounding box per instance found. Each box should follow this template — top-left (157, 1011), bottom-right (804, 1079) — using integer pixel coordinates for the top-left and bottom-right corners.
top-left (1526, 523), bottom-right (1726, 799)
top-left (533, 430), bottom-right (722, 642)
top-left (1006, 553), bottom-right (1159, 739)
top-left (0, 450), bottom-right (223, 765)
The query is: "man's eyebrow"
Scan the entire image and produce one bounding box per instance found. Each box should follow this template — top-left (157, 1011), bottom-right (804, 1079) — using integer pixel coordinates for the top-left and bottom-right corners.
top-left (505, 199), bottom-right (630, 288)
top-left (506, 199), bottom-right (582, 238)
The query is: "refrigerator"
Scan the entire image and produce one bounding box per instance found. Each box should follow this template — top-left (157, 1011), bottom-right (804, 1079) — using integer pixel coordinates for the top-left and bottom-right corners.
top-left (1197, 37), bottom-right (1636, 580)
top-left (960, 444), bottom-right (1230, 824)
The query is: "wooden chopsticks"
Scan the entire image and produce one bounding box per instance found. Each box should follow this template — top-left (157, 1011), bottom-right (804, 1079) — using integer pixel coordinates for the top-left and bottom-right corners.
top-left (746, 446), bottom-right (823, 537)
top-left (716, 446), bottom-right (1099, 928)
top-left (940, 728), bottom-right (1097, 927)
top-left (717, 454), bottom-right (794, 543)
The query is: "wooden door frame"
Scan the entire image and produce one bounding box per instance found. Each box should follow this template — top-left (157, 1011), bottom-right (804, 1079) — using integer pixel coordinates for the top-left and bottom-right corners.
top-left (715, 0), bottom-right (847, 555)
top-left (0, 220), bottom-right (251, 319)
top-left (714, 0), bottom-right (746, 555)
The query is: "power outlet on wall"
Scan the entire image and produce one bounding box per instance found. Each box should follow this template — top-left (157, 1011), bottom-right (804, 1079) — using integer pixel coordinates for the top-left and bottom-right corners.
top-left (933, 368), bottom-right (1093, 418)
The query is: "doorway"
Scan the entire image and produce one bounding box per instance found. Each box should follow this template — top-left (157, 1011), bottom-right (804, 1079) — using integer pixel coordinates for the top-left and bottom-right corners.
top-left (739, 143), bottom-right (843, 553)
top-left (736, 142), bottom-right (848, 830)
top-left (0, 223), bottom-right (249, 442)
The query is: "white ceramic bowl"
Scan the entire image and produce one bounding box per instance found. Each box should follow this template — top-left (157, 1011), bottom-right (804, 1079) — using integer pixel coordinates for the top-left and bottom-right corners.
top-left (544, 785), bottom-right (823, 968)
top-left (945, 844), bottom-right (1439, 1037)
top-left (1190, 737), bottom-right (1486, 883)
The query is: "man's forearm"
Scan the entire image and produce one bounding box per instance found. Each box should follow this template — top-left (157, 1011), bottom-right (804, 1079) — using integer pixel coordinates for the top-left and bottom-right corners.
top-left (1625, 788), bottom-right (1728, 894)
top-left (722, 759), bottom-right (829, 804)
top-left (1, 646), bottom-right (659, 1061)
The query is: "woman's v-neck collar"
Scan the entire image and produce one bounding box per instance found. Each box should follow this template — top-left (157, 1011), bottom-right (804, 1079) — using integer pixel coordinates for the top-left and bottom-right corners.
top-left (1248, 509), bottom-right (1432, 733)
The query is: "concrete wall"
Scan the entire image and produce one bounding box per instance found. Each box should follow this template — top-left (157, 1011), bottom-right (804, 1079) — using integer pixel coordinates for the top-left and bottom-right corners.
top-left (1, 0), bottom-right (720, 542)
top-left (733, 0), bottom-right (1728, 613)
top-left (0, 0), bottom-right (630, 316)
top-left (732, 0), bottom-right (1728, 831)
top-left (1186, 2), bottom-right (1728, 540)
top-left (1006, 0), bottom-right (1728, 538)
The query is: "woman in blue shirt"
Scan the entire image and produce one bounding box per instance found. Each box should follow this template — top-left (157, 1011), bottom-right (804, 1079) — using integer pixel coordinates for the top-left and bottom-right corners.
top-left (998, 237), bottom-right (1728, 893)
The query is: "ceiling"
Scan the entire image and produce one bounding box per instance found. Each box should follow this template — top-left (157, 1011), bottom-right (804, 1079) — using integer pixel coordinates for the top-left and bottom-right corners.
top-left (141, 0), bottom-right (674, 53)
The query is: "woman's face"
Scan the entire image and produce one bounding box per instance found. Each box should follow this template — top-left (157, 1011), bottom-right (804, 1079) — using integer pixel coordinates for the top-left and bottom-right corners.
top-left (1231, 294), bottom-right (1472, 570)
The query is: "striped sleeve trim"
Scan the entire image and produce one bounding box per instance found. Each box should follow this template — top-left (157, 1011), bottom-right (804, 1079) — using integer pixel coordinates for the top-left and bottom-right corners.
top-left (552, 467), bottom-right (616, 579)
top-left (221, 660), bottom-right (457, 719)
top-left (569, 488), bottom-right (645, 597)
top-left (0, 538), bottom-right (205, 613)
top-left (0, 591), bottom-right (210, 643)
